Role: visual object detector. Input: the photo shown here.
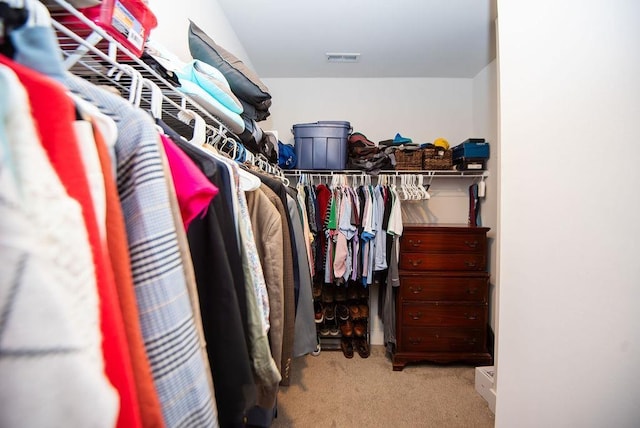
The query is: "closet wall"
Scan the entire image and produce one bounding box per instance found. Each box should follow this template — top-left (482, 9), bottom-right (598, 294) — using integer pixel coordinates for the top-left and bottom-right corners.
top-left (472, 60), bottom-right (498, 334)
top-left (497, 0), bottom-right (640, 426)
top-left (262, 77), bottom-right (473, 145)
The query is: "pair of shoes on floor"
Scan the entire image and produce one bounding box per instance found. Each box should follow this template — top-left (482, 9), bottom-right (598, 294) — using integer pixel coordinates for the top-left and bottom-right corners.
top-left (341, 337), bottom-right (370, 359)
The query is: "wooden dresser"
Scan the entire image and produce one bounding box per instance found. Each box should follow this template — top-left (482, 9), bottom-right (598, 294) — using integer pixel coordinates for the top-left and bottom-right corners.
top-left (392, 224), bottom-right (492, 371)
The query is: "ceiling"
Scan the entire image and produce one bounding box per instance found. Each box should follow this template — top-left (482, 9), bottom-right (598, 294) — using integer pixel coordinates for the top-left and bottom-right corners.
top-left (217, 0), bottom-right (497, 79)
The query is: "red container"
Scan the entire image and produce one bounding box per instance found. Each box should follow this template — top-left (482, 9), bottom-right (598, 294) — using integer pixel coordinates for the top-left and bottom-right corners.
top-left (76, 0), bottom-right (157, 58)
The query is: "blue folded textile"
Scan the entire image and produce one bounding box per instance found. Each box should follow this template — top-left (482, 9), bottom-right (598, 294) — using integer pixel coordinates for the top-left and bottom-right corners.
top-left (176, 60), bottom-right (244, 114)
top-left (175, 78), bottom-right (245, 134)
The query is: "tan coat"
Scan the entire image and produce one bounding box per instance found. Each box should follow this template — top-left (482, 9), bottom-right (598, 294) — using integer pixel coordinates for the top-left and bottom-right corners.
top-left (257, 184), bottom-right (296, 386)
top-left (245, 187), bottom-right (285, 398)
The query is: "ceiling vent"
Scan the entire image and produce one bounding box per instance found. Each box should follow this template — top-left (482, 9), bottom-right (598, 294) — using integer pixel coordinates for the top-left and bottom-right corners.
top-left (326, 52), bottom-right (360, 63)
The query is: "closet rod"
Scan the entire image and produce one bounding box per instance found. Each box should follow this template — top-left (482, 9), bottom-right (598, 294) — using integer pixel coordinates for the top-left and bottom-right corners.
top-left (285, 170), bottom-right (488, 178)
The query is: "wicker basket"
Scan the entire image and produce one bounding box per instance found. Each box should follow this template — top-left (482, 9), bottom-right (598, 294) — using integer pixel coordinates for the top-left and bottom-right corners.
top-left (394, 148), bottom-right (423, 170)
top-left (422, 147), bottom-right (453, 170)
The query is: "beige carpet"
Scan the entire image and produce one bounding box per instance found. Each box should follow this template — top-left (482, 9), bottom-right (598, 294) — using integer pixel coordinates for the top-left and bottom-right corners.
top-left (272, 345), bottom-right (495, 428)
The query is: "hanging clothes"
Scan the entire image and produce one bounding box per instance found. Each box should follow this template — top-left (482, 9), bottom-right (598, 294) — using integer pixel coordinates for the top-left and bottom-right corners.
top-left (3, 13), bottom-right (220, 425)
top-left (170, 137), bottom-right (256, 428)
top-left (286, 189), bottom-right (319, 358)
top-left (0, 53), bottom-right (144, 428)
top-left (0, 63), bottom-right (120, 428)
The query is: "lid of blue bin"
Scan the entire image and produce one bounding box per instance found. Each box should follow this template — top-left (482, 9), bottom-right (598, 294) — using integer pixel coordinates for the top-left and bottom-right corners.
top-left (293, 121), bottom-right (351, 128)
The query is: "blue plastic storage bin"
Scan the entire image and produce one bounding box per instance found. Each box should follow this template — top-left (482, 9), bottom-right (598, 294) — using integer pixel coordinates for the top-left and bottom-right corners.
top-left (452, 139), bottom-right (490, 160)
top-left (292, 121), bottom-right (351, 170)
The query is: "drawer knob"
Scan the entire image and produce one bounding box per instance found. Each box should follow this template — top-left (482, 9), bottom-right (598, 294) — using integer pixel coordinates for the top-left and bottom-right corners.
top-left (408, 337), bottom-right (422, 345)
top-left (467, 287), bottom-right (478, 295)
top-left (410, 259), bottom-right (423, 267)
top-left (465, 240), bottom-right (479, 248)
top-left (409, 286), bottom-right (423, 294)
top-left (409, 239), bottom-right (422, 247)
top-left (465, 313), bottom-right (478, 320)
top-left (409, 311), bottom-right (423, 320)
top-left (464, 260), bottom-right (477, 268)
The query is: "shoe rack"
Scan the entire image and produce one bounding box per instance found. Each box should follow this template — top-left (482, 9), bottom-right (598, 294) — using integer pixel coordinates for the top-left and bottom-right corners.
top-left (313, 278), bottom-right (371, 359)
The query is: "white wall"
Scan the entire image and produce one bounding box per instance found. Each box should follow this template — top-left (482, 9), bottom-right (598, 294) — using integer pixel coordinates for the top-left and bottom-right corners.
top-left (496, 1), bottom-right (640, 427)
top-left (147, 0), bottom-right (255, 69)
top-left (472, 60), bottom-right (498, 334)
top-left (262, 77), bottom-right (473, 146)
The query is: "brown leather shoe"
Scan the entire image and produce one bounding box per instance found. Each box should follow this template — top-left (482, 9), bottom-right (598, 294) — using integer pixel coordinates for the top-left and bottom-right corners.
top-left (353, 320), bottom-right (367, 337)
top-left (336, 304), bottom-right (350, 321)
top-left (354, 337), bottom-right (370, 358)
top-left (349, 304), bottom-right (361, 320)
top-left (358, 304), bottom-right (369, 319)
top-left (322, 284), bottom-right (335, 303)
top-left (340, 319), bottom-right (353, 337)
top-left (341, 337), bottom-right (354, 359)
top-left (323, 304), bottom-right (336, 321)
top-left (346, 285), bottom-right (359, 300)
top-left (312, 281), bottom-right (322, 299)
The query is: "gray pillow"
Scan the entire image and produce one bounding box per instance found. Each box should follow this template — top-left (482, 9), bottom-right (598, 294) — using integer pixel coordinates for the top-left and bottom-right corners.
top-left (188, 20), bottom-right (271, 107)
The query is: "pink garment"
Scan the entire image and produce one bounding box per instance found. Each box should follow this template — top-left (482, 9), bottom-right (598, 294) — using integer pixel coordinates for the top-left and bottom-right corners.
top-left (333, 231), bottom-right (348, 278)
top-left (160, 135), bottom-right (218, 229)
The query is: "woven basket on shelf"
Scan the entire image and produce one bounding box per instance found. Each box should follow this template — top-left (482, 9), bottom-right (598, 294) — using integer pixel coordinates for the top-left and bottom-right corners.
top-left (422, 147), bottom-right (453, 170)
top-left (394, 149), bottom-right (423, 170)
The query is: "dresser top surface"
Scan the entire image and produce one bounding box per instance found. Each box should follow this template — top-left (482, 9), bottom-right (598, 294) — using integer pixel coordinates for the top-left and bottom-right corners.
top-left (403, 223), bottom-right (490, 233)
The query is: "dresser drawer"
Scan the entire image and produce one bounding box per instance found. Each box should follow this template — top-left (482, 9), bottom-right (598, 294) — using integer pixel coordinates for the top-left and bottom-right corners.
top-left (399, 275), bottom-right (488, 303)
top-left (400, 252), bottom-right (486, 271)
top-left (401, 303), bottom-right (486, 327)
top-left (401, 327), bottom-right (485, 352)
top-left (401, 231), bottom-right (486, 253)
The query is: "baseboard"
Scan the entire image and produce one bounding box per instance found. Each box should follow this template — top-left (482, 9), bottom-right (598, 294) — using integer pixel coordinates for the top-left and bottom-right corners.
top-left (475, 366), bottom-right (496, 413)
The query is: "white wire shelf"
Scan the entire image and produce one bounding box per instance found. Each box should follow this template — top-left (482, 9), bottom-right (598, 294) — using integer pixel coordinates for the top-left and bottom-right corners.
top-left (285, 169), bottom-right (488, 178)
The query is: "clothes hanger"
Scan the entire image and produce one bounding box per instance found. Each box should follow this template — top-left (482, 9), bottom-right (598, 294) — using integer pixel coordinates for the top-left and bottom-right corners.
top-left (138, 78), bottom-right (163, 123)
top-left (106, 63), bottom-right (141, 106)
top-left (418, 175), bottom-right (430, 200)
top-left (177, 105), bottom-right (207, 146)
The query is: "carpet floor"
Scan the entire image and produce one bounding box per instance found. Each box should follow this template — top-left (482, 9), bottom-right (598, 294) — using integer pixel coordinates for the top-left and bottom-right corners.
top-left (272, 345), bottom-right (495, 427)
